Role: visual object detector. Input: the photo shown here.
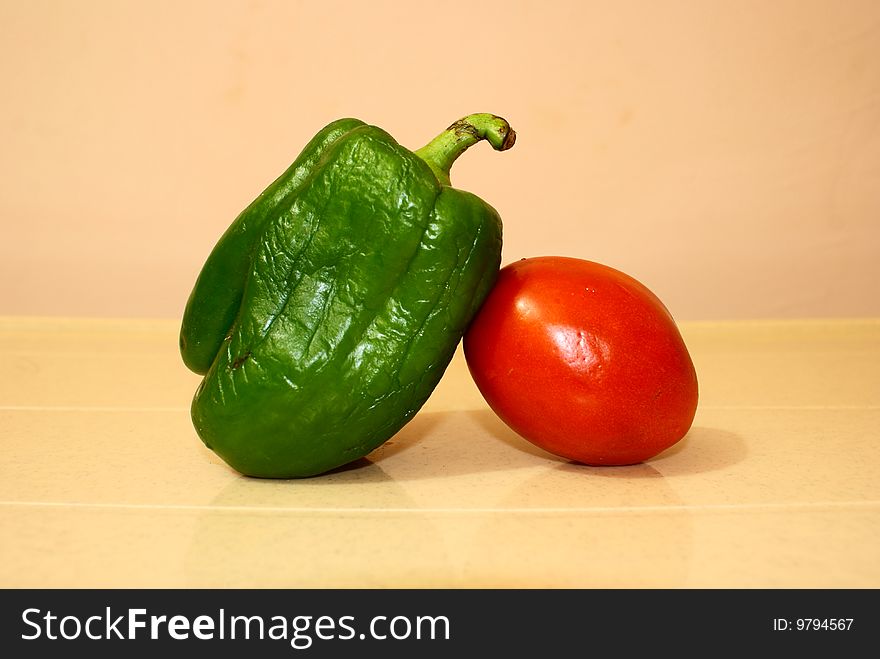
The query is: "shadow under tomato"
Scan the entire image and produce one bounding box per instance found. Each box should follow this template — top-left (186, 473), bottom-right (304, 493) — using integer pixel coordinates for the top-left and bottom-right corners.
top-left (648, 426), bottom-right (747, 476)
top-left (468, 408), bottom-right (566, 460)
top-left (470, 407), bottom-right (747, 476)
top-left (364, 410), bottom-right (568, 481)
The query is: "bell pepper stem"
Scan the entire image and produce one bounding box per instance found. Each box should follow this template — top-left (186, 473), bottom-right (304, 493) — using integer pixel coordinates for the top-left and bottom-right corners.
top-left (414, 113), bottom-right (516, 186)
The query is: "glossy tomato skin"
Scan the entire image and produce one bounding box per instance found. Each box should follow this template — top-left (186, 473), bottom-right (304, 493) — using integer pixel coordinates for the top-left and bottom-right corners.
top-left (463, 256), bottom-right (698, 465)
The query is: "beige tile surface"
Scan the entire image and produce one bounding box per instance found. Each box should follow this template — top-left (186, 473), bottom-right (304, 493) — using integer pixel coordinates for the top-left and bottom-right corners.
top-left (1, 317), bottom-right (879, 587)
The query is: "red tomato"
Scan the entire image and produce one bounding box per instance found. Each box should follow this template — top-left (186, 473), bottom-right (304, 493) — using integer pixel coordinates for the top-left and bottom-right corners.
top-left (464, 256), bottom-right (698, 465)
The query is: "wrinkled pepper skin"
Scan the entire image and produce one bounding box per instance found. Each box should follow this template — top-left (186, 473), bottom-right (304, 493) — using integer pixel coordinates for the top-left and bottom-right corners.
top-left (180, 114), bottom-right (515, 478)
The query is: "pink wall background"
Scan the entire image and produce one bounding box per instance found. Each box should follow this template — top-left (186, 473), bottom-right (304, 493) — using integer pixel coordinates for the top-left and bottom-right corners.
top-left (2, 0), bottom-right (879, 321)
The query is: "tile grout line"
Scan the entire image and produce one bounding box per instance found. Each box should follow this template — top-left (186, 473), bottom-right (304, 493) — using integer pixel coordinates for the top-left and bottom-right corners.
top-left (0, 405), bottom-right (188, 412)
top-left (2, 405), bottom-right (880, 412)
top-left (0, 500), bottom-right (878, 514)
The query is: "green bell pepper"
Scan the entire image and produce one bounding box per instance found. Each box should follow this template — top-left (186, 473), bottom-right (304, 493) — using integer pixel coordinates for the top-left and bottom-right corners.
top-left (180, 113), bottom-right (515, 478)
